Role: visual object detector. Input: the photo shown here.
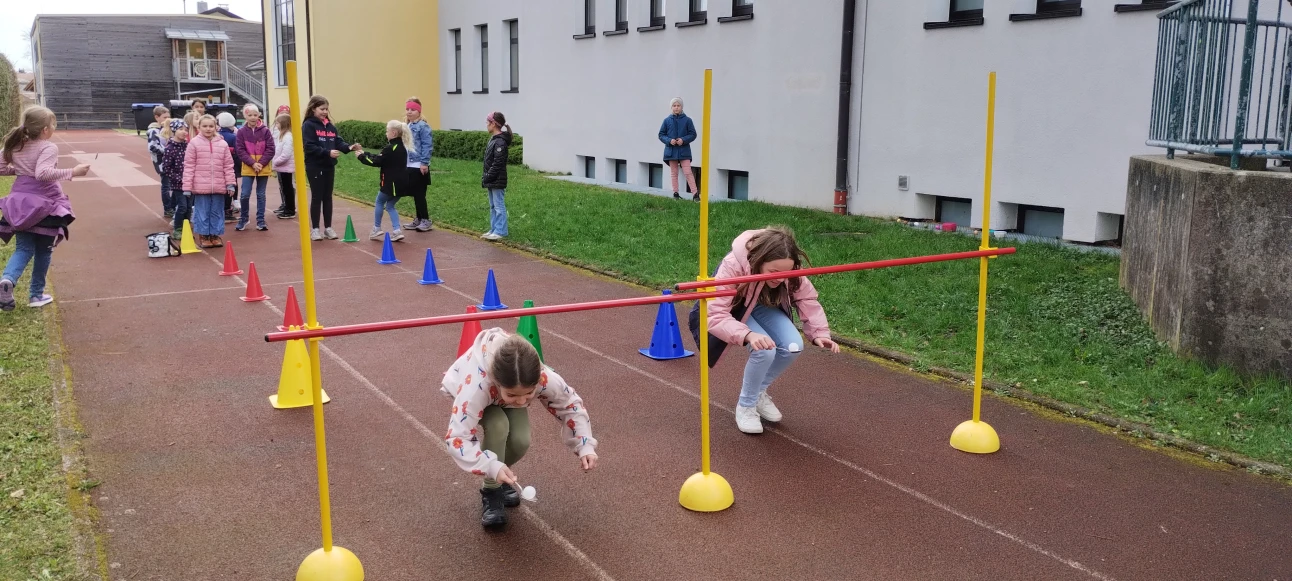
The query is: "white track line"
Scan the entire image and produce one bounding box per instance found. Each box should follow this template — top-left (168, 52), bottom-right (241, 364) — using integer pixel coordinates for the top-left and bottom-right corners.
top-left (60, 271), bottom-right (408, 303)
top-left (97, 163), bottom-right (617, 581)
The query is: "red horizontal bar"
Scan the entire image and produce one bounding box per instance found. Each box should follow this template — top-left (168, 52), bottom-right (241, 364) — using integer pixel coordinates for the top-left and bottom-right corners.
top-left (673, 247), bottom-right (1017, 291)
top-left (264, 289), bottom-right (738, 343)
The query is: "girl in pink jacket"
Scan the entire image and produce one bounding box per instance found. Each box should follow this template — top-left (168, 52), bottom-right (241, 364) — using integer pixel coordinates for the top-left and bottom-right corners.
top-left (182, 115), bottom-right (236, 248)
top-left (706, 227), bottom-right (839, 434)
top-left (440, 328), bottom-right (598, 530)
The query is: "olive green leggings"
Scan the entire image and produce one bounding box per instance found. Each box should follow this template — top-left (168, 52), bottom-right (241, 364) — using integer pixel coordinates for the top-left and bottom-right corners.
top-left (481, 405), bottom-right (531, 488)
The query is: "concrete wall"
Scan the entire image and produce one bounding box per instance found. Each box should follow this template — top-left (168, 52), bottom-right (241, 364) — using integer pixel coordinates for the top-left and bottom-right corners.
top-left (438, 0), bottom-right (846, 206)
top-left (1121, 155), bottom-right (1292, 380)
top-left (853, 1), bottom-right (1166, 242)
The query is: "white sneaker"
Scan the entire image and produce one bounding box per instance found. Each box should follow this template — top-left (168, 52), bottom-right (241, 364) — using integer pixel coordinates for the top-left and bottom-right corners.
top-left (482, 232), bottom-right (503, 241)
top-left (324, 227), bottom-right (339, 239)
top-left (481, 231), bottom-right (495, 239)
top-left (369, 227), bottom-right (383, 241)
top-left (28, 294), bottom-right (54, 308)
top-left (756, 392), bottom-right (782, 422)
top-left (389, 229), bottom-right (405, 242)
top-left (735, 405), bottom-right (763, 434)
top-left (310, 228), bottom-right (323, 241)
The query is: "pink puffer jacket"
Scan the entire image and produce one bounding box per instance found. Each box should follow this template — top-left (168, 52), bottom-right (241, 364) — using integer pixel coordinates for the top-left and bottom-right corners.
top-left (182, 134), bottom-right (235, 194)
top-left (708, 229), bottom-right (831, 346)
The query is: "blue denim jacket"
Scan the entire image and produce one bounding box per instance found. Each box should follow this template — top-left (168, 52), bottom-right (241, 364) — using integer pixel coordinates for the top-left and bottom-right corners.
top-left (408, 119), bottom-right (432, 167)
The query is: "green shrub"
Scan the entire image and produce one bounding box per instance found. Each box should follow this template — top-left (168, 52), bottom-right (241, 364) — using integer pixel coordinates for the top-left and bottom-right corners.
top-left (336, 120), bottom-right (523, 165)
top-left (0, 53), bottom-right (19, 138)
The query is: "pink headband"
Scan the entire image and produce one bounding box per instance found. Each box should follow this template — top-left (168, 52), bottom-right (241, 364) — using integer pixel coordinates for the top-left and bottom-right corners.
top-left (486, 112), bottom-right (502, 125)
top-left (406, 101), bottom-right (422, 113)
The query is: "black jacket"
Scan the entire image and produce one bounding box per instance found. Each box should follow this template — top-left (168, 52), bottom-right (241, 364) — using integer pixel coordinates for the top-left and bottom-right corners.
top-left (301, 116), bottom-right (352, 170)
top-left (356, 138), bottom-right (410, 196)
top-left (481, 133), bottom-right (510, 190)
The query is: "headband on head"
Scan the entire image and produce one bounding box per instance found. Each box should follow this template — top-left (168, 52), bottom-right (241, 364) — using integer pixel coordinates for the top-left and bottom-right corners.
top-left (406, 101), bottom-right (422, 113)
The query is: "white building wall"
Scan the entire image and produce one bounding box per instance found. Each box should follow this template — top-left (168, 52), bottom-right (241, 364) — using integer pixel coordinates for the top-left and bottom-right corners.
top-left (439, 0), bottom-right (847, 208)
top-left (853, 1), bottom-right (1169, 242)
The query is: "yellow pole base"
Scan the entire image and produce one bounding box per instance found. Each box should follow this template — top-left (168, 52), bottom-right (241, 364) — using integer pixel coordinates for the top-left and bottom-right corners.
top-left (949, 419), bottom-right (1001, 454)
top-left (678, 471), bottom-right (734, 512)
top-left (296, 546), bottom-right (363, 581)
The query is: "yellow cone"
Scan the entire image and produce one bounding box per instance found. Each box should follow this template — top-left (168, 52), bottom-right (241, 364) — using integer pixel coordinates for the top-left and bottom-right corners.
top-left (270, 333), bottom-right (329, 409)
top-left (180, 219), bottom-right (199, 254)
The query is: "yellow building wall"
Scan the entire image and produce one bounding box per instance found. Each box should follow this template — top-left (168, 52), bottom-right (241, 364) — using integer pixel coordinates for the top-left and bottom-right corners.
top-left (309, 0), bottom-right (441, 128)
top-left (261, 0), bottom-right (314, 117)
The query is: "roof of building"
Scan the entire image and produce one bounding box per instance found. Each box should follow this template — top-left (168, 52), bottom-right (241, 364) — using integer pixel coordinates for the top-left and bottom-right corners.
top-left (199, 7), bottom-right (244, 20)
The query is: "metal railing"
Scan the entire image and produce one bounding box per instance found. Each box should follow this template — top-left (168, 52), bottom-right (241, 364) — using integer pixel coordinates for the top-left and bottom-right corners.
top-left (225, 62), bottom-right (266, 110)
top-left (1147, 0), bottom-right (1292, 168)
top-left (174, 57), bottom-right (226, 83)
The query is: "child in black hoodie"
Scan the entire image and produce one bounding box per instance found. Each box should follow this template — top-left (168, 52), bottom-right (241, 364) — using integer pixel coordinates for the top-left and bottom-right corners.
top-left (356, 120), bottom-right (414, 241)
top-left (300, 95), bottom-right (360, 241)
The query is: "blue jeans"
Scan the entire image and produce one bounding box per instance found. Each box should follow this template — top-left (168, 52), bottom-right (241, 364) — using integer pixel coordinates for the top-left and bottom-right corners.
top-left (172, 191), bottom-right (191, 231)
top-left (192, 194), bottom-right (226, 236)
top-left (239, 176), bottom-right (269, 227)
top-left (153, 160), bottom-right (173, 213)
top-left (374, 191), bottom-right (399, 229)
top-left (738, 304), bottom-right (803, 408)
top-left (2, 232), bottom-right (55, 299)
top-left (487, 188), bottom-right (508, 237)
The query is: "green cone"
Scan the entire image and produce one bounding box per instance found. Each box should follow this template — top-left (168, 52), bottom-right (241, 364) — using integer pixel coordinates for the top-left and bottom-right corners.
top-left (342, 215), bottom-right (359, 242)
top-left (516, 299), bottom-right (543, 362)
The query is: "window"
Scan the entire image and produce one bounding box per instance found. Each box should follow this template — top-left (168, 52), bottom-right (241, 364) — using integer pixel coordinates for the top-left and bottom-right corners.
top-left (583, 156), bottom-right (596, 179)
top-left (1017, 204), bottom-right (1065, 239)
top-left (449, 29), bottom-right (461, 94)
top-left (727, 170), bottom-right (749, 200)
top-left (476, 25), bottom-right (488, 94)
top-left (640, 0), bottom-right (666, 31)
top-left (926, 0), bottom-right (984, 29)
top-left (1113, 1), bottom-right (1175, 12)
top-left (504, 20), bottom-right (519, 92)
top-left (1011, 0), bottom-right (1082, 21)
top-left (584, 0), bottom-right (596, 35)
top-left (648, 163), bottom-right (663, 188)
top-left (615, 0), bottom-right (628, 31)
top-left (613, 159), bottom-right (627, 183)
top-left (273, 0), bottom-right (295, 86)
top-left (934, 196), bottom-right (973, 227)
top-left (678, 0), bottom-right (707, 26)
top-left (733, 0), bottom-right (752, 17)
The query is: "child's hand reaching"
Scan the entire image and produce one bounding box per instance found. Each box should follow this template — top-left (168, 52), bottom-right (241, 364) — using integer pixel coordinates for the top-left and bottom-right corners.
top-left (813, 337), bottom-right (840, 353)
top-left (580, 453), bottom-right (598, 471)
top-left (496, 465), bottom-right (518, 485)
top-left (72, 164), bottom-right (91, 177)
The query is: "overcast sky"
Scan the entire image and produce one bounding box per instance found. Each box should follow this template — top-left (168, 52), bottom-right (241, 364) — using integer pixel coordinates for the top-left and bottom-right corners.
top-left (1, 0), bottom-right (263, 70)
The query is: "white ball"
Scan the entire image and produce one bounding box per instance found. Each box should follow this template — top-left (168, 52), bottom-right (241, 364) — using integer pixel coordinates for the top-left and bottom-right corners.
top-left (787, 342), bottom-right (801, 353)
top-left (521, 486), bottom-right (536, 500)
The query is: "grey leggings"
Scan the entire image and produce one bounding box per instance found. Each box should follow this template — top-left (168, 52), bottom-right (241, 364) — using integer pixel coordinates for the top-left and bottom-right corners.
top-left (481, 405), bottom-right (531, 485)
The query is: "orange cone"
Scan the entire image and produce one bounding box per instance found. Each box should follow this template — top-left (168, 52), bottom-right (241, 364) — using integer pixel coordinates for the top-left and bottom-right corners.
top-left (457, 305), bottom-right (483, 357)
top-left (219, 243), bottom-right (243, 276)
top-left (240, 262), bottom-right (269, 302)
top-left (278, 285), bottom-right (303, 331)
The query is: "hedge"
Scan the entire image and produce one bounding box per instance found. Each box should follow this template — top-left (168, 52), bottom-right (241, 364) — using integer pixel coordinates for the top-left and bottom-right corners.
top-left (0, 53), bottom-right (19, 139)
top-left (336, 120), bottom-right (523, 165)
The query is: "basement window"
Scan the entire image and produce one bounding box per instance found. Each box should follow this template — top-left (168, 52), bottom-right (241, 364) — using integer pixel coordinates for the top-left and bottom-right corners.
top-left (926, 0), bottom-right (985, 30)
top-left (1011, 0), bottom-right (1083, 22)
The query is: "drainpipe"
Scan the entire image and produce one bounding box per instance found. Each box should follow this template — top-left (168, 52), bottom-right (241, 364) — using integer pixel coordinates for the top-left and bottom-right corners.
top-left (833, 0), bottom-right (858, 215)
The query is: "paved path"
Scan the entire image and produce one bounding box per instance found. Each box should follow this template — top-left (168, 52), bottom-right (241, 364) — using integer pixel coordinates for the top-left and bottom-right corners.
top-left (41, 131), bottom-right (1292, 580)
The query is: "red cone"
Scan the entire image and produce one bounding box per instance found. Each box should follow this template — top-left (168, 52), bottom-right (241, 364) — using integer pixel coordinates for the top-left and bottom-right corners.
top-left (457, 305), bottom-right (483, 357)
top-left (219, 243), bottom-right (243, 276)
top-left (277, 285), bottom-right (303, 331)
top-left (240, 262), bottom-right (269, 302)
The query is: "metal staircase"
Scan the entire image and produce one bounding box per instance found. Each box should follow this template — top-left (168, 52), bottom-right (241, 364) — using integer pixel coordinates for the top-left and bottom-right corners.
top-left (225, 62), bottom-right (265, 111)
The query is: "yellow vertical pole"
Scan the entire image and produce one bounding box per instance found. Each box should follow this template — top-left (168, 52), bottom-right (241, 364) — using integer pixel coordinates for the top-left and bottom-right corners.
top-left (949, 72), bottom-right (1001, 455)
top-left (679, 68), bottom-right (733, 512)
top-left (287, 61), bottom-right (364, 580)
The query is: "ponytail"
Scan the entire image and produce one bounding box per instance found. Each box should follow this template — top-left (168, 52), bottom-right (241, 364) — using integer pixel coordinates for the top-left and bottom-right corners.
top-left (488, 111), bottom-right (514, 146)
top-left (2, 106), bottom-right (56, 165)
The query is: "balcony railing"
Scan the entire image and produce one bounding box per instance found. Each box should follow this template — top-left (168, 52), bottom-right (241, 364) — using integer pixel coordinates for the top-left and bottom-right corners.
top-left (174, 57), bottom-right (226, 83)
top-left (1147, 0), bottom-right (1292, 168)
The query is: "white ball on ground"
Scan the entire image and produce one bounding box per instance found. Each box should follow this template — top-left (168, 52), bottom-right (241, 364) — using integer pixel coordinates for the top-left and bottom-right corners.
top-left (521, 486), bottom-right (536, 500)
top-left (787, 342), bottom-right (801, 353)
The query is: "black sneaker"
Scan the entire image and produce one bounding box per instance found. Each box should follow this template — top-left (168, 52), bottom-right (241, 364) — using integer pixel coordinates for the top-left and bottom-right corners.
top-left (500, 484), bottom-right (520, 508)
top-left (673, 192), bottom-right (681, 199)
top-left (277, 211), bottom-right (296, 219)
top-left (480, 487), bottom-right (508, 529)
top-left (693, 193), bottom-right (700, 202)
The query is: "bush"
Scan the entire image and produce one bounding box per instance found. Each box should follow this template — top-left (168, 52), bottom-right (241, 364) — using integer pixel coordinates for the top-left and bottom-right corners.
top-left (0, 53), bottom-right (19, 139)
top-left (336, 120), bottom-right (523, 165)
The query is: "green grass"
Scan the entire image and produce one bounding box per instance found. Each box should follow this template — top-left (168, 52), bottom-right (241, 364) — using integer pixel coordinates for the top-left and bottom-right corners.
top-left (0, 175), bottom-right (93, 580)
top-left (333, 157), bottom-right (1292, 468)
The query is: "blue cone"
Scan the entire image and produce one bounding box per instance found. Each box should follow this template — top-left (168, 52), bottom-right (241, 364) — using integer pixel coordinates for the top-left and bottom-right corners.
top-left (639, 290), bottom-right (695, 360)
top-left (477, 269), bottom-right (508, 311)
top-left (378, 232), bottom-right (400, 265)
top-left (417, 248), bottom-right (444, 284)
